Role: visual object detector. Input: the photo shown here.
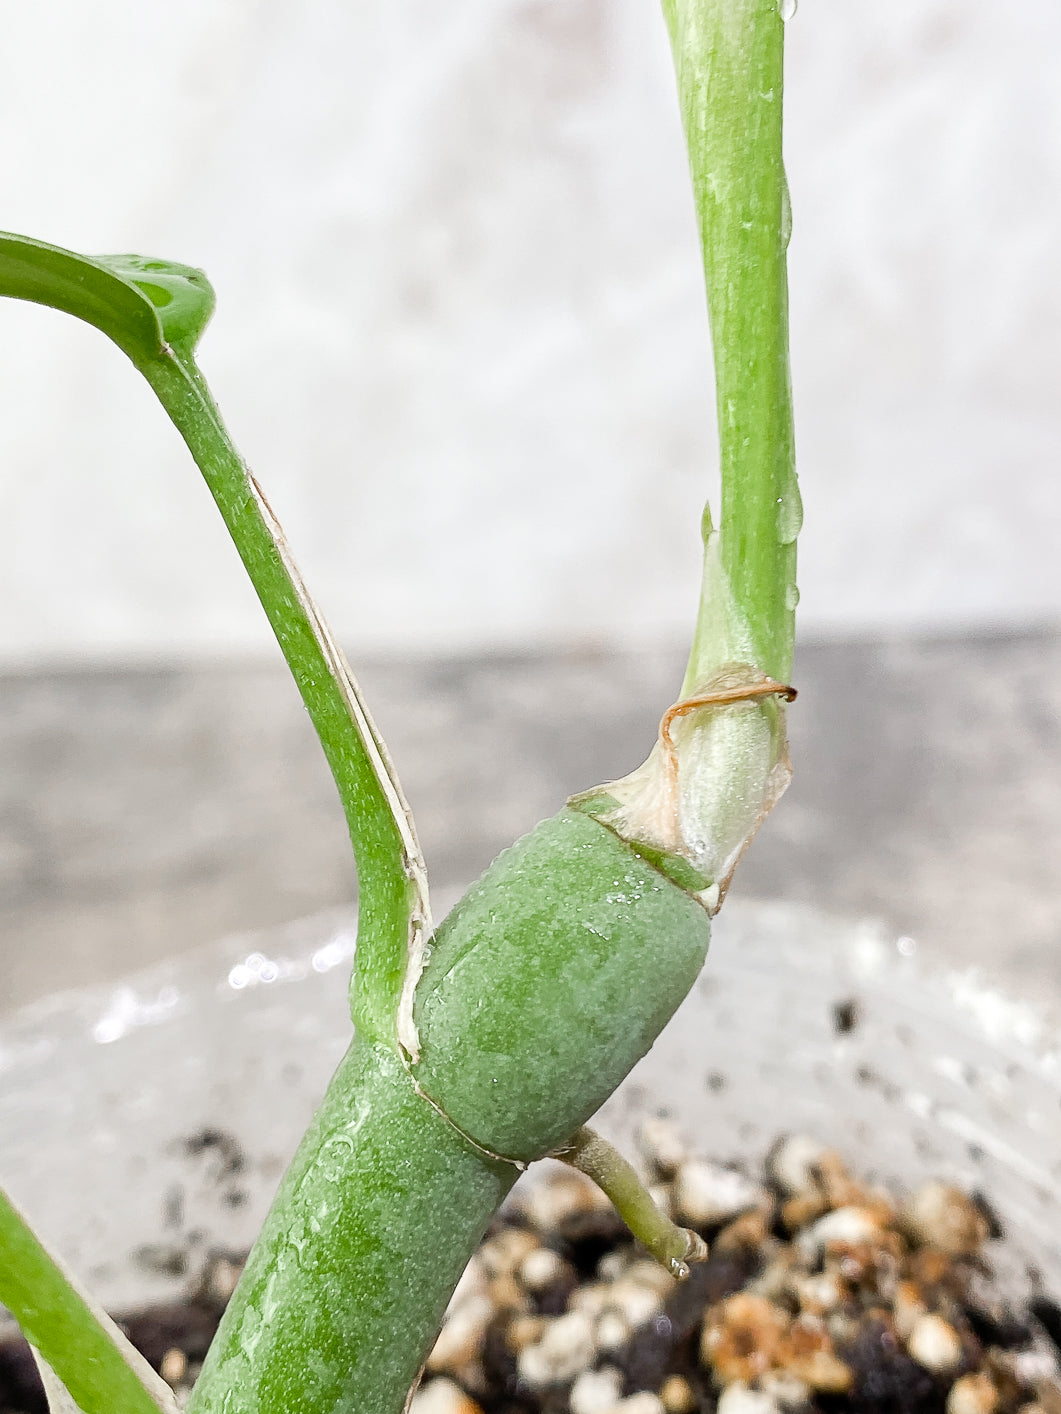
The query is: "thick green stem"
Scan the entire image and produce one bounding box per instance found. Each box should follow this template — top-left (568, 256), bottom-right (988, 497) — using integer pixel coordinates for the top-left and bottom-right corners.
top-left (664, 0), bottom-right (799, 689)
top-left (411, 809), bottom-right (711, 1160)
top-left (184, 1037), bottom-right (518, 1414)
top-left (188, 808), bottom-right (711, 1414)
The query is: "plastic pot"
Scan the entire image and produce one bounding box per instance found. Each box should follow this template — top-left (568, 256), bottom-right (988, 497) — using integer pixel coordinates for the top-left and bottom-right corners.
top-left (1, 899), bottom-right (1058, 1330)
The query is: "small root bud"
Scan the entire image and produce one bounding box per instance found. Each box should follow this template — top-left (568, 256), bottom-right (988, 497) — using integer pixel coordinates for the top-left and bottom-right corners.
top-left (553, 1127), bottom-right (710, 1280)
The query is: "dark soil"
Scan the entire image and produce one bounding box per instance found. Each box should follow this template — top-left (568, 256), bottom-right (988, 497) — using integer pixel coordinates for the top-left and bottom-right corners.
top-left (2, 1134), bottom-right (1058, 1414)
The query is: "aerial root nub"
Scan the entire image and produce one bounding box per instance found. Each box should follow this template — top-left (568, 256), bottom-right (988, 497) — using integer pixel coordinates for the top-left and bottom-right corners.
top-left (553, 1126), bottom-right (709, 1280)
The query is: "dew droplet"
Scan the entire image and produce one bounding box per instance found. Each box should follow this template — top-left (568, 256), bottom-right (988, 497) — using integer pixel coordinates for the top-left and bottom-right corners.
top-left (776, 483), bottom-right (803, 545)
top-left (780, 175), bottom-right (793, 249)
top-left (785, 582), bottom-right (800, 611)
top-left (778, 0), bottom-right (797, 20)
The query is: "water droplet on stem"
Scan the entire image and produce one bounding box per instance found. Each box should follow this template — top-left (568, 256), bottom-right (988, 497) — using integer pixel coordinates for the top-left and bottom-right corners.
top-left (775, 487), bottom-right (803, 546)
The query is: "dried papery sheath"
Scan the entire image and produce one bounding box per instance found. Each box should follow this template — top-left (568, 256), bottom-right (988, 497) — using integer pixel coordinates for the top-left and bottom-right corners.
top-left (571, 660), bottom-right (793, 914)
top-left (569, 518), bottom-right (796, 915)
top-left (32, 1353), bottom-right (87, 1414)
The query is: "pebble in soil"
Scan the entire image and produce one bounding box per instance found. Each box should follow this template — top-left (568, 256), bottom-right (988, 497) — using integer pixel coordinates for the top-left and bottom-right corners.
top-left (412, 1127), bottom-right (1061, 1414)
top-left (1, 1129), bottom-right (1059, 1414)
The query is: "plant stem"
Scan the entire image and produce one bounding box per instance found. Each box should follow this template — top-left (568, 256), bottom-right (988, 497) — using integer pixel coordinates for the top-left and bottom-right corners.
top-left (410, 808), bottom-right (711, 1160)
top-left (0, 1), bottom-right (801, 1398)
top-left (664, 0), bottom-right (800, 689)
top-left (187, 805), bottom-right (711, 1413)
top-left (138, 354), bottom-right (423, 1049)
top-left (0, 232), bottom-right (429, 1051)
top-left (183, 1037), bottom-right (517, 1414)
top-left (0, 1186), bottom-right (178, 1414)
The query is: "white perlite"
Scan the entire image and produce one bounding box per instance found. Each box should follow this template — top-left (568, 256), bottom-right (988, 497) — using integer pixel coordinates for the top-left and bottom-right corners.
top-left (638, 1118), bottom-right (689, 1177)
top-left (426, 1293), bottom-right (495, 1374)
top-left (606, 1396), bottom-right (666, 1414)
top-left (946, 1373), bottom-right (1000, 1414)
top-left (798, 1205), bottom-right (884, 1257)
top-left (516, 1309), bottom-right (598, 1388)
top-left (674, 1158), bottom-right (764, 1226)
top-left (517, 1170), bottom-right (612, 1231)
top-left (903, 1182), bottom-right (989, 1257)
top-left (767, 1135), bottom-right (829, 1196)
top-left (518, 1246), bottom-right (566, 1293)
top-left (716, 1381), bottom-right (784, 1414)
top-left (907, 1313), bottom-right (964, 1374)
top-left (409, 1378), bottom-right (483, 1414)
top-left (569, 1366), bottom-right (625, 1414)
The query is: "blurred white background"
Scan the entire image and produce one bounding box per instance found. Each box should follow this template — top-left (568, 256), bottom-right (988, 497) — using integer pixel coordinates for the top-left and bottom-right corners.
top-left (0, 0), bottom-right (1058, 663)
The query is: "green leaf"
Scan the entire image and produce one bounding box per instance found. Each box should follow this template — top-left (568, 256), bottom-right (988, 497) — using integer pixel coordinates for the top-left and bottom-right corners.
top-left (97, 252), bottom-right (215, 360)
top-left (0, 232), bottom-right (214, 364)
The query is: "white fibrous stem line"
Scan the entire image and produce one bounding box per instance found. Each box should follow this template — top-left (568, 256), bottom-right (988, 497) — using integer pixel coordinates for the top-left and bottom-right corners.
top-left (31, 1352), bottom-right (87, 1414)
top-left (396, 917), bottom-right (430, 1062)
top-left (247, 474), bottom-right (432, 1053)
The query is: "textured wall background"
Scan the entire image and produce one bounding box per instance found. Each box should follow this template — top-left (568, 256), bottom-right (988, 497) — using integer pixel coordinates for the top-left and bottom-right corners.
top-left (0, 0), bottom-right (1058, 662)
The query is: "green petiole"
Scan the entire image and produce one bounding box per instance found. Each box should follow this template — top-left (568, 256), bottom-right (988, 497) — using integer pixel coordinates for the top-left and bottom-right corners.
top-left (0, 1184), bottom-right (179, 1414)
top-left (0, 234), bottom-right (428, 1054)
top-left (663, 0), bottom-right (799, 693)
top-left (135, 352), bottom-right (430, 1053)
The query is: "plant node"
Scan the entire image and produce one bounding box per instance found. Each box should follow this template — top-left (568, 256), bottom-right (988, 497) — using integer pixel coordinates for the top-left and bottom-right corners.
top-left (570, 668), bottom-right (795, 913)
